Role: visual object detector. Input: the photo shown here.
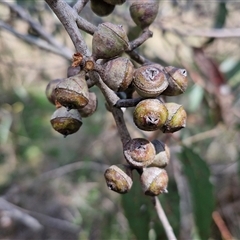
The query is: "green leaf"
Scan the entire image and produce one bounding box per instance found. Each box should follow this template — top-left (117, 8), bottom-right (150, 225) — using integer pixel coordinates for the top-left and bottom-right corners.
top-left (121, 171), bottom-right (152, 240)
top-left (178, 147), bottom-right (215, 239)
top-left (188, 85), bottom-right (204, 112)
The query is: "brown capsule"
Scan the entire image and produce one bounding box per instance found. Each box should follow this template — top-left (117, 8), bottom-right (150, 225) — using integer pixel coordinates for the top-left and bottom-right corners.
top-left (150, 140), bottom-right (170, 168)
top-left (103, 57), bottom-right (134, 91)
top-left (103, 0), bottom-right (126, 5)
top-left (50, 106), bottom-right (82, 137)
top-left (90, 0), bottom-right (115, 17)
top-left (92, 22), bottom-right (129, 60)
top-left (130, 0), bottom-right (159, 29)
top-left (133, 99), bottom-right (168, 131)
top-left (162, 66), bottom-right (188, 96)
top-left (45, 79), bottom-right (63, 105)
top-left (78, 92), bottom-right (98, 118)
top-left (141, 167), bottom-right (168, 196)
top-left (161, 103), bottom-right (187, 133)
top-left (123, 138), bottom-right (156, 168)
top-left (104, 164), bottom-right (133, 194)
top-left (54, 71), bottom-right (89, 110)
top-left (133, 64), bottom-right (168, 97)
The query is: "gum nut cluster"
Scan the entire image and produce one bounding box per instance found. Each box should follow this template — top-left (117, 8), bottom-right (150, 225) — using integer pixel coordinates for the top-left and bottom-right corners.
top-left (46, 68), bottom-right (98, 137)
top-left (45, 0), bottom-right (188, 197)
top-left (104, 62), bottom-right (188, 195)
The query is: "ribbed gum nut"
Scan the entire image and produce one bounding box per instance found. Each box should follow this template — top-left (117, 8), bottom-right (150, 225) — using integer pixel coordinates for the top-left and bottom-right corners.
top-left (104, 164), bottom-right (133, 194)
top-left (78, 92), bottom-right (98, 118)
top-left (162, 66), bottom-right (188, 96)
top-left (92, 22), bottom-right (129, 60)
top-left (141, 167), bottom-right (168, 196)
top-left (67, 65), bottom-right (81, 78)
top-left (133, 64), bottom-right (168, 97)
top-left (161, 103), bottom-right (187, 133)
top-left (45, 79), bottom-right (63, 105)
top-left (133, 99), bottom-right (168, 131)
top-left (150, 140), bottom-right (170, 168)
top-left (50, 106), bottom-right (82, 137)
top-left (103, 0), bottom-right (126, 5)
top-left (103, 57), bottom-right (134, 91)
top-left (123, 138), bottom-right (156, 168)
top-left (54, 71), bottom-right (89, 110)
top-left (130, 0), bottom-right (159, 29)
top-left (90, 0), bottom-right (115, 17)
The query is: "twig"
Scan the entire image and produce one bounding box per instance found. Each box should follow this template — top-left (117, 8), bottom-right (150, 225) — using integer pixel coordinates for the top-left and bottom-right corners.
top-left (152, 196), bottom-right (177, 240)
top-left (111, 107), bottom-right (131, 147)
top-left (128, 28), bottom-right (153, 51)
top-left (45, 0), bottom-right (90, 55)
top-left (76, 15), bottom-right (97, 35)
top-left (93, 72), bottom-right (120, 107)
top-left (212, 211), bottom-right (233, 240)
top-left (115, 97), bottom-right (143, 108)
top-left (73, 0), bottom-right (89, 14)
top-left (126, 49), bottom-right (152, 65)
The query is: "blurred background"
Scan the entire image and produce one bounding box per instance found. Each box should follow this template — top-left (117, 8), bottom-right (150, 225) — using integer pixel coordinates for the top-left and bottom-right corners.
top-left (0, 0), bottom-right (240, 239)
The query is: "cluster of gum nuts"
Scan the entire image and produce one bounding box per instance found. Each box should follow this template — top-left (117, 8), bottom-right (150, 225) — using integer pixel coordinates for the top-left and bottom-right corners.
top-left (45, 0), bottom-right (188, 197)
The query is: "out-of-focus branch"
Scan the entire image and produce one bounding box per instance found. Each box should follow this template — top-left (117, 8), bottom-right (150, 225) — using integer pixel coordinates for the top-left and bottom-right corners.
top-left (0, 197), bottom-right (80, 233)
top-left (161, 25), bottom-right (240, 38)
top-left (37, 161), bottom-right (107, 181)
top-left (0, 197), bottom-right (42, 231)
top-left (1, 1), bottom-right (72, 55)
top-left (0, 20), bottom-right (72, 60)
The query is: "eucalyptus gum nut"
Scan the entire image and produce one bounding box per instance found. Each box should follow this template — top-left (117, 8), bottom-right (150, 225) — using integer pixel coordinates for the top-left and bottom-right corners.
top-left (78, 92), bottom-right (98, 118)
top-left (161, 103), bottom-right (187, 133)
top-left (104, 164), bottom-right (133, 194)
top-left (103, 57), bottom-right (134, 91)
top-left (67, 65), bottom-right (81, 78)
top-left (103, 0), bottom-right (126, 5)
top-left (45, 78), bottom-right (63, 105)
top-left (133, 64), bottom-right (168, 97)
top-left (141, 167), bottom-right (168, 196)
top-left (90, 0), bottom-right (115, 17)
top-left (133, 99), bottom-right (168, 131)
top-left (92, 22), bottom-right (129, 60)
top-left (162, 66), bottom-right (188, 96)
top-left (150, 140), bottom-right (170, 168)
top-left (54, 71), bottom-right (89, 110)
top-left (50, 107), bottom-right (82, 136)
top-left (130, 0), bottom-right (159, 29)
top-left (123, 138), bottom-right (156, 168)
